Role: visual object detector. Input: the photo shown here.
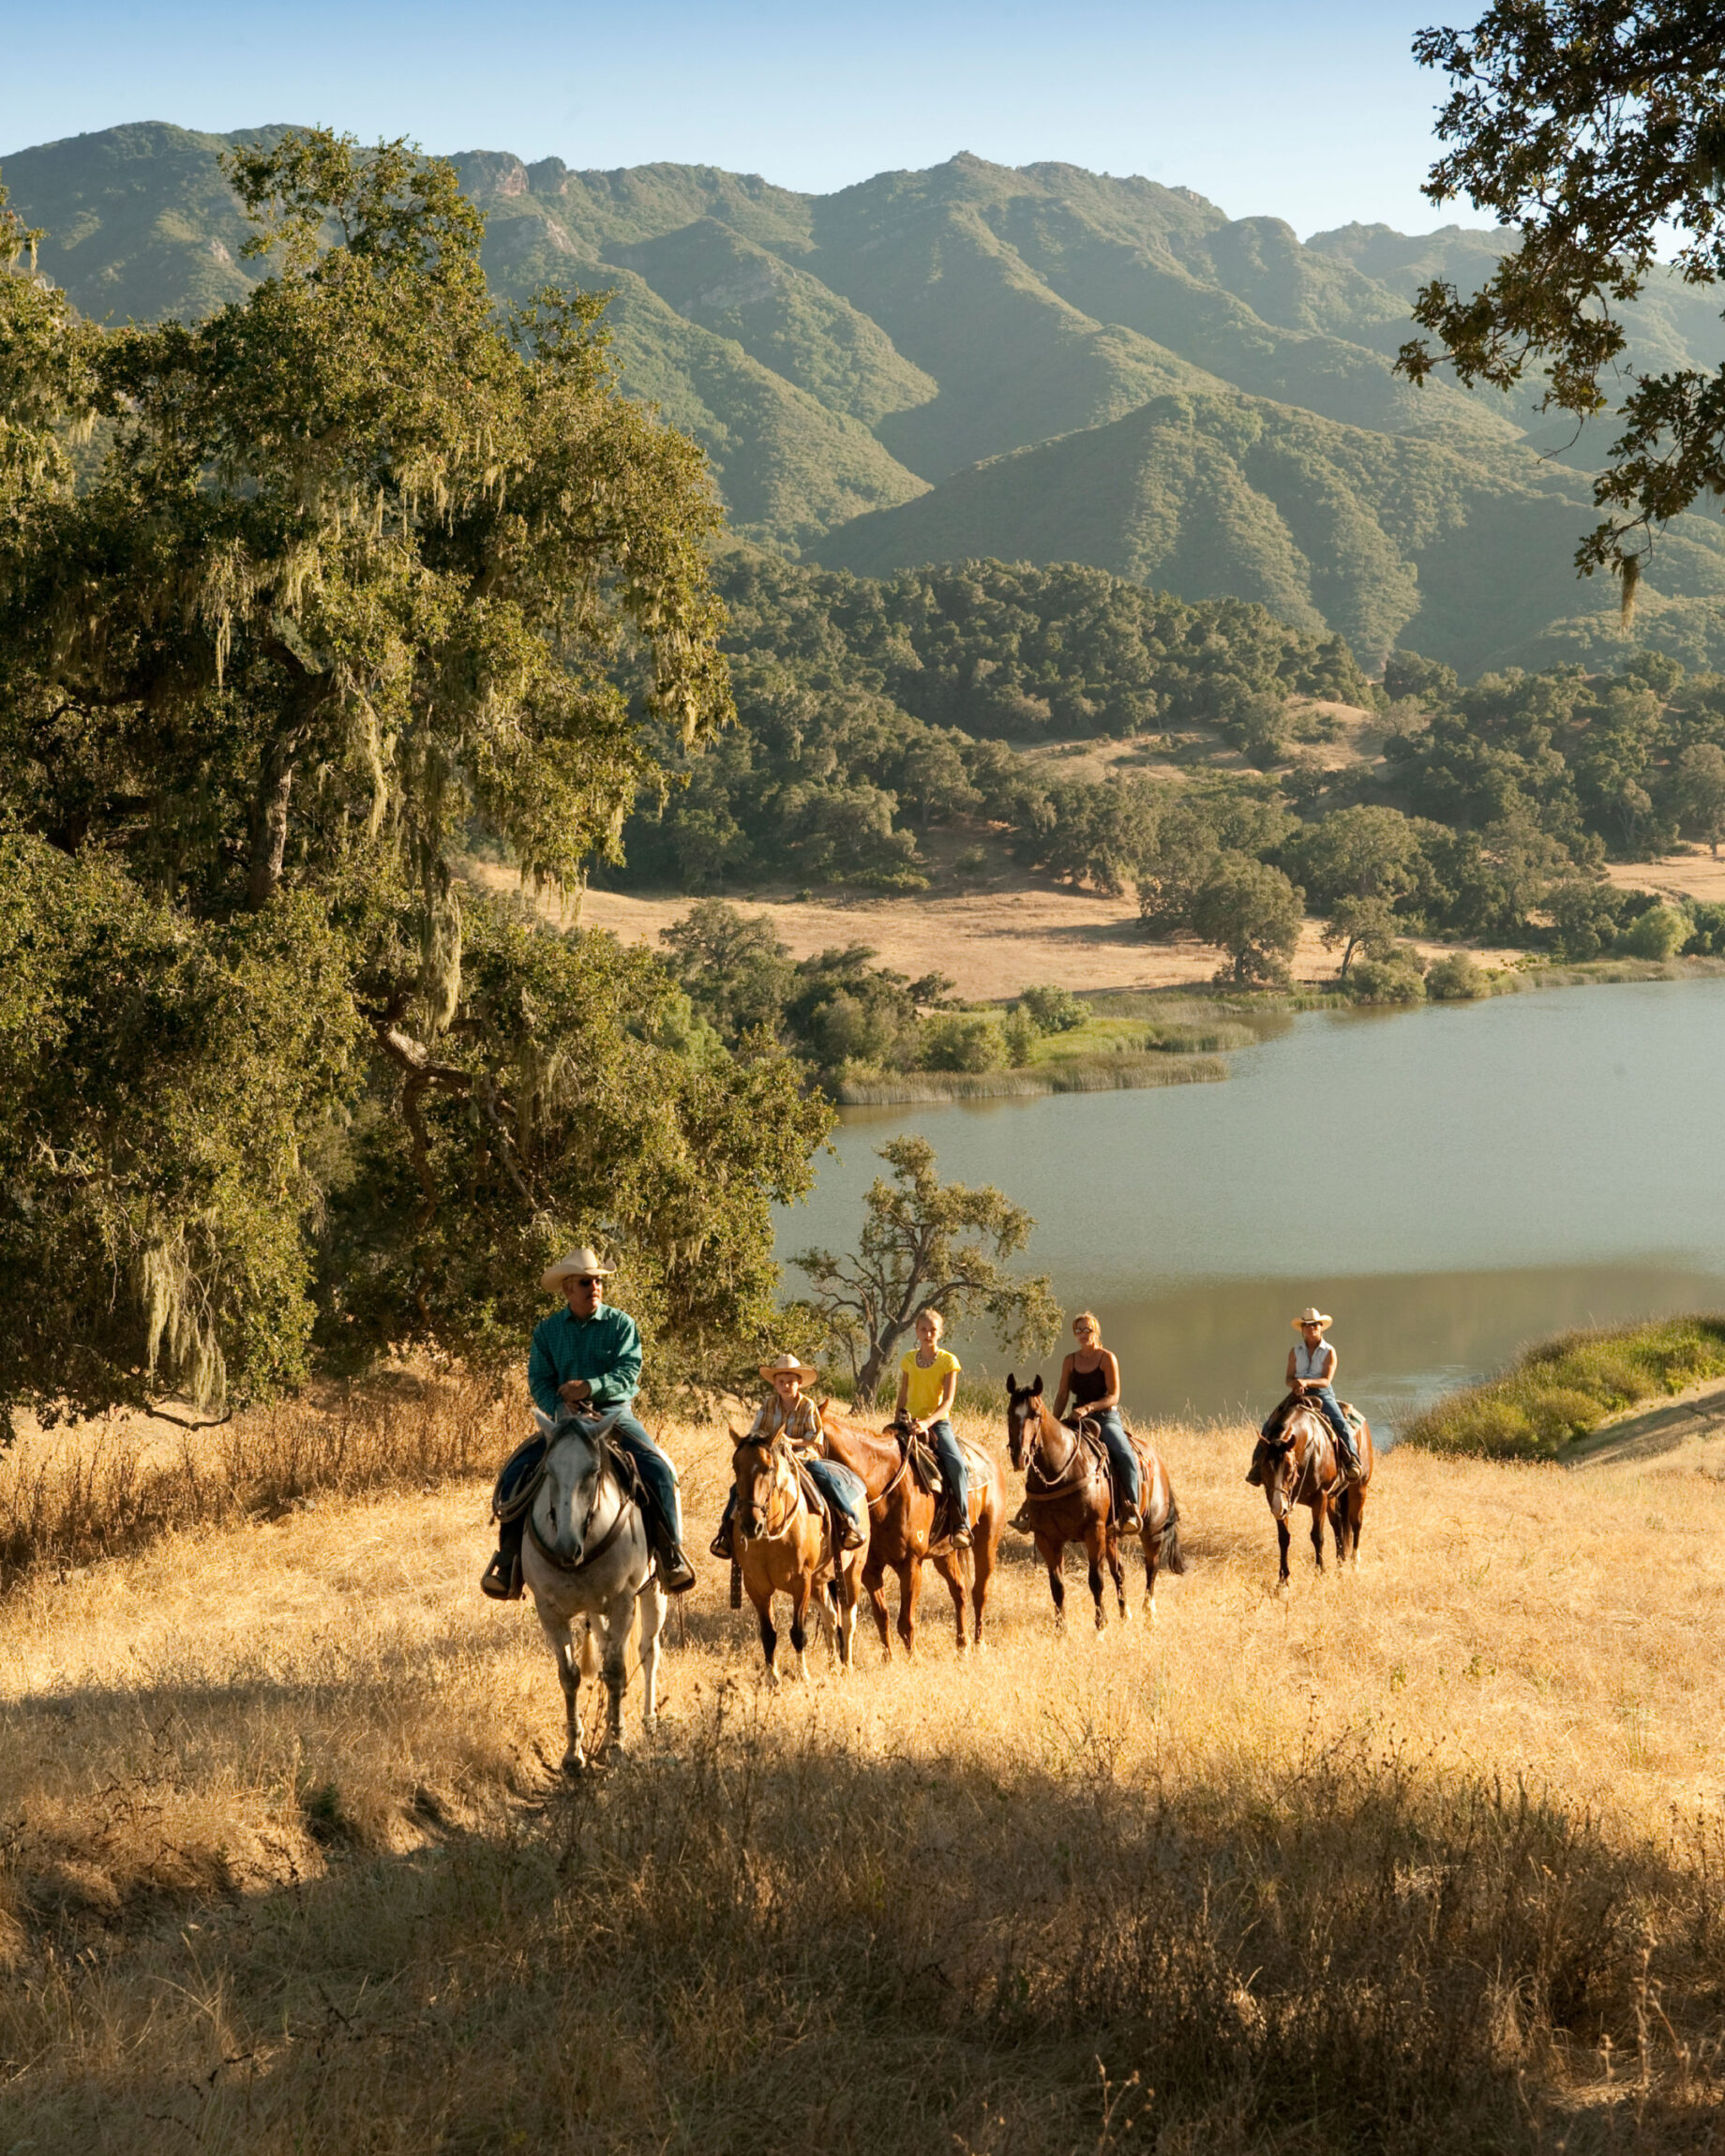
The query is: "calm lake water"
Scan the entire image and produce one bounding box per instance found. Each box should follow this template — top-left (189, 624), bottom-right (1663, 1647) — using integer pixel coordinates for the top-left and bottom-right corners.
top-left (772, 978), bottom-right (1725, 1437)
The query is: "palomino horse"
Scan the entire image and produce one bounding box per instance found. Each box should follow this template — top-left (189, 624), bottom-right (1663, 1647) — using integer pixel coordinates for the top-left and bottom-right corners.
top-left (818, 1407), bottom-right (1005, 1657)
top-left (730, 1429), bottom-right (867, 1681)
top-left (1247, 1399), bottom-right (1375, 1584)
top-left (520, 1407), bottom-right (668, 1773)
top-left (1005, 1376), bottom-right (1187, 1628)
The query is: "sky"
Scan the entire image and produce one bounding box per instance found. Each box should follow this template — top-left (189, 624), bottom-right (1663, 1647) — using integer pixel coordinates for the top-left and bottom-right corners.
top-left (1, 0), bottom-right (1482, 240)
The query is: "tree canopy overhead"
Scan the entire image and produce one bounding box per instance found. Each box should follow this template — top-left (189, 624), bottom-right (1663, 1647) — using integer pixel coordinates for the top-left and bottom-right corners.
top-left (1399, 3), bottom-right (1725, 595)
top-left (0, 131), bottom-right (827, 1432)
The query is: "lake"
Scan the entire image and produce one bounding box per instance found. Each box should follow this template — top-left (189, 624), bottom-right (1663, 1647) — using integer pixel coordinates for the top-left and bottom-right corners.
top-left (772, 977), bottom-right (1725, 1436)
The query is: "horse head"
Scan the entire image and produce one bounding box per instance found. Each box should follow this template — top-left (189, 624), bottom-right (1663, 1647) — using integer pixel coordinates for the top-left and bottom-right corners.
top-left (1251, 1408), bottom-right (1321, 1521)
top-left (536, 1406), bottom-right (622, 1565)
top-left (730, 1429), bottom-right (789, 1538)
top-left (1004, 1373), bottom-right (1043, 1471)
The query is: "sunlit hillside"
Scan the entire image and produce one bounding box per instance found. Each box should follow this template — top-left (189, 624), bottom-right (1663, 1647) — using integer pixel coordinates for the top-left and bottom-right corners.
top-left (9, 123), bottom-right (1725, 671)
top-left (4, 1399), bottom-right (1722, 2149)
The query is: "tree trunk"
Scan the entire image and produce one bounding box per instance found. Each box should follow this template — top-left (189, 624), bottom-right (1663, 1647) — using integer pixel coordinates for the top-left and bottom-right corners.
top-left (248, 749), bottom-right (296, 907)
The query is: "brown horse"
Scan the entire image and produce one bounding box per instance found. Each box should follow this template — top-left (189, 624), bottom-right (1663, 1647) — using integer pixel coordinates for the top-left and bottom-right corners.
top-left (730, 1430), bottom-right (866, 1681)
top-left (818, 1405), bottom-right (1005, 1657)
top-left (1247, 1399), bottom-right (1375, 1584)
top-left (1005, 1376), bottom-right (1187, 1628)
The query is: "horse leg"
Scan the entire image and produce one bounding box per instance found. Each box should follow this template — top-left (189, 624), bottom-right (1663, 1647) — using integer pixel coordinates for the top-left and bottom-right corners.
top-left (1105, 1531), bottom-right (1128, 1624)
top-left (600, 1585), bottom-right (636, 1755)
top-left (1348, 1491), bottom-right (1366, 1565)
top-left (749, 1577), bottom-right (780, 1686)
top-left (835, 1554), bottom-right (860, 1669)
top-left (1085, 1522), bottom-right (1108, 1631)
top-left (788, 1573), bottom-right (813, 1684)
top-left (936, 1552), bottom-right (968, 1653)
top-left (1140, 1522), bottom-right (1159, 1624)
top-left (539, 1609), bottom-right (587, 1776)
top-left (1037, 1535), bottom-right (1066, 1629)
top-left (969, 1522), bottom-right (995, 1651)
top-left (898, 1558), bottom-right (923, 1659)
top-left (1277, 1519), bottom-right (1291, 1585)
top-left (635, 1580), bottom-right (668, 1737)
top-left (862, 1549), bottom-right (892, 1661)
top-left (1310, 1498), bottom-right (1328, 1573)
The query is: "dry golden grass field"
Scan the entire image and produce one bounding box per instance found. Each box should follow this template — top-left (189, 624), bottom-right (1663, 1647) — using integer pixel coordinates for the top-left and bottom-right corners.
top-left (4, 1395), bottom-right (1725, 2153)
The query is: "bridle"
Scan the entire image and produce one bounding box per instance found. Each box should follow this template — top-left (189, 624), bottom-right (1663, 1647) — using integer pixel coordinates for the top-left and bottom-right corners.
top-left (1261, 1408), bottom-right (1335, 1518)
top-left (735, 1434), bottom-right (806, 1544)
top-left (527, 1420), bottom-right (638, 1575)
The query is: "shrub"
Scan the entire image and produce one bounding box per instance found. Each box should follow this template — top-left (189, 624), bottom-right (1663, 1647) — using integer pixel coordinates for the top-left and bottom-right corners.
top-left (1425, 951), bottom-right (1487, 999)
top-left (1346, 945), bottom-right (1428, 1003)
top-left (1015, 982), bottom-right (1087, 1034)
top-left (919, 1013), bottom-right (1004, 1072)
top-left (1617, 902), bottom-right (1688, 959)
top-left (1001, 1007), bottom-right (1038, 1067)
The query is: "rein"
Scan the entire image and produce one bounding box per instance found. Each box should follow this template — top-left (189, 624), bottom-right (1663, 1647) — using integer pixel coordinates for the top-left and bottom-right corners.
top-left (738, 1437), bottom-right (809, 1545)
top-left (1012, 1402), bottom-right (1094, 1504)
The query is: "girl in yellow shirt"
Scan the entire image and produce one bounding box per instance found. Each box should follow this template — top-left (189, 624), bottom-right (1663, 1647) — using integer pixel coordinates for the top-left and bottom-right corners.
top-left (894, 1308), bottom-right (971, 1549)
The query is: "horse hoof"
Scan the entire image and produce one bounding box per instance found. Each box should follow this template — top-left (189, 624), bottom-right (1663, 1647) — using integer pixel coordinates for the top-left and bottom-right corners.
top-left (1118, 1603), bottom-right (1132, 1625)
top-left (561, 1754), bottom-right (587, 1779)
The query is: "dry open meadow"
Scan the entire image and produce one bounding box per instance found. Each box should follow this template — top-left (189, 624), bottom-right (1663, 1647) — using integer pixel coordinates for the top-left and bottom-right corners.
top-left (3, 1394), bottom-right (1724, 2152)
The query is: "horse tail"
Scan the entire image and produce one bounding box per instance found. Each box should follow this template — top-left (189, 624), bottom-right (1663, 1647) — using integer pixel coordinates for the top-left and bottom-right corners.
top-left (578, 1618), bottom-right (601, 1680)
top-left (1155, 1499), bottom-right (1188, 1576)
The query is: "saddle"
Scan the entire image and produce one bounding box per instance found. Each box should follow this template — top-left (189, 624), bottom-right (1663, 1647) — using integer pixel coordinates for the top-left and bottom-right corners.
top-left (893, 1422), bottom-right (974, 1549)
top-left (491, 1423), bottom-right (647, 1529)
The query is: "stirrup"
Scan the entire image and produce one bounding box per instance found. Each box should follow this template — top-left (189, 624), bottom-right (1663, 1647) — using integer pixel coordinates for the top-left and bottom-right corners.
top-left (1010, 1501), bottom-right (1034, 1534)
top-left (657, 1540), bottom-right (698, 1595)
top-left (1118, 1505), bottom-right (1142, 1535)
top-left (480, 1550), bottom-right (521, 1602)
top-left (709, 1525), bottom-right (733, 1561)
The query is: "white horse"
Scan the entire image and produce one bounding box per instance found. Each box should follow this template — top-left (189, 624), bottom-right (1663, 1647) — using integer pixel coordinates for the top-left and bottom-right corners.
top-left (520, 1407), bottom-right (668, 1774)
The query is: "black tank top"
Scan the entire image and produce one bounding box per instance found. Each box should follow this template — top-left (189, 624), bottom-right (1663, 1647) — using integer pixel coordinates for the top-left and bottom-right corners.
top-left (1070, 1358), bottom-right (1110, 1407)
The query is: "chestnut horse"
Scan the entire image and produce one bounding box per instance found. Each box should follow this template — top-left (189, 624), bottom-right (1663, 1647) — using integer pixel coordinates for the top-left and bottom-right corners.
top-left (818, 1406), bottom-right (1005, 1657)
top-left (1247, 1400), bottom-right (1375, 1584)
top-left (1005, 1376), bottom-right (1187, 1628)
top-left (730, 1430), bottom-right (866, 1681)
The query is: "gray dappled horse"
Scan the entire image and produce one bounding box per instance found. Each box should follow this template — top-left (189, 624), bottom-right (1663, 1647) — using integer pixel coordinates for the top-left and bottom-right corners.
top-left (520, 1406), bottom-right (668, 1773)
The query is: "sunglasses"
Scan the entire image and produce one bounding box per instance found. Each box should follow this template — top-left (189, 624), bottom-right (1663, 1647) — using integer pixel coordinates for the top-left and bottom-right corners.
top-left (565, 1275), bottom-right (602, 1289)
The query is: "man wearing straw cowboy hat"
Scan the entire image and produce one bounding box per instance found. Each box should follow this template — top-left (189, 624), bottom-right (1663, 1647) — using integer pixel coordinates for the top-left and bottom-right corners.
top-left (1266, 1306), bottom-right (1360, 1481)
top-left (480, 1247), bottom-right (697, 1600)
top-left (710, 1351), bottom-right (869, 1564)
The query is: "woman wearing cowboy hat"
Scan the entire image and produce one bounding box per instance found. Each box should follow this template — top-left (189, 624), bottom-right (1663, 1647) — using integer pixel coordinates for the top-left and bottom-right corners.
top-left (1268, 1307), bottom-right (1359, 1479)
top-left (481, 1248), bottom-right (697, 1599)
top-left (711, 1353), bottom-right (869, 1562)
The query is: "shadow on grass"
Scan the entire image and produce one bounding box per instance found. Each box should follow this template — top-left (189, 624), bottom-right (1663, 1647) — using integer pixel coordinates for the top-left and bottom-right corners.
top-left (5, 1702), bottom-right (1721, 2154)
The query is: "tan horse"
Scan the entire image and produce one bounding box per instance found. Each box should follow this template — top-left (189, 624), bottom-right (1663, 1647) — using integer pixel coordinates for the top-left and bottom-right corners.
top-left (1005, 1376), bottom-right (1187, 1628)
top-left (1247, 1399), bottom-right (1375, 1584)
top-left (818, 1406), bottom-right (1005, 1657)
top-left (731, 1430), bottom-right (866, 1681)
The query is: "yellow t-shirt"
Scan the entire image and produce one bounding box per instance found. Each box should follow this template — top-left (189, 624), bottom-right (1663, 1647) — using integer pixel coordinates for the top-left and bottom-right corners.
top-left (901, 1346), bottom-right (960, 1421)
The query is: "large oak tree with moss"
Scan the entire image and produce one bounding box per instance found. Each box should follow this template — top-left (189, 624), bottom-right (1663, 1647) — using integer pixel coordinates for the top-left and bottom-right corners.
top-left (0, 134), bottom-right (829, 1432)
top-left (1399, 3), bottom-right (1725, 599)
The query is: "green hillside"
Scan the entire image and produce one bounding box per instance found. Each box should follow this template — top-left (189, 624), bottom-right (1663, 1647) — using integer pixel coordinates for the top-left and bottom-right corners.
top-left (4, 123), bottom-right (1723, 671)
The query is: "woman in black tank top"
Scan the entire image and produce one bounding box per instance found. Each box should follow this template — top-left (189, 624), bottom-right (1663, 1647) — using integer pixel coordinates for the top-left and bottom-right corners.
top-left (1053, 1311), bottom-right (1142, 1530)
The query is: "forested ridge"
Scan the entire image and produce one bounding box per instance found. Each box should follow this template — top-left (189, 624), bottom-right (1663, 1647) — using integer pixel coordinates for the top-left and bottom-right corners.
top-left (9, 122), bottom-right (1725, 673)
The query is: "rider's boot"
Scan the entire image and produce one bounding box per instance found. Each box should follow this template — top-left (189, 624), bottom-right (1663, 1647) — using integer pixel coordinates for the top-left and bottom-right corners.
top-left (1011, 1497), bottom-right (1035, 1533)
top-left (652, 1519), bottom-right (698, 1595)
top-left (950, 1496), bottom-right (973, 1550)
top-left (480, 1518), bottom-right (525, 1601)
top-left (710, 1490), bottom-right (737, 1561)
top-left (1117, 1495), bottom-right (1143, 1535)
top-left (832, 1498), bottom-right (865, 1553)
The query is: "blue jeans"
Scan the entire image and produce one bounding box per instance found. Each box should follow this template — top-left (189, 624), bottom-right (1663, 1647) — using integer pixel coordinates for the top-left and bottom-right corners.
top-left (927, 1419), bottom-right (969, 1525)
top-left (804, 1456), bottom-right (869, 1545)
top-left (1081, 1406), bottom-right (1142, 1510)
top-left (607, 1409), bottom-right (684, 1545)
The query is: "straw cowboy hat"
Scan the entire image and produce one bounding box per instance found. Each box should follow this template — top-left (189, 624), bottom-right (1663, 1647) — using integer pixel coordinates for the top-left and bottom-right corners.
top-left (1291, 1306), bottom-right (1334, 1330)
top-left (759, 1351), bottom-right (818, 1385)
top-left (541, 1247), bottom-right (615, 1293)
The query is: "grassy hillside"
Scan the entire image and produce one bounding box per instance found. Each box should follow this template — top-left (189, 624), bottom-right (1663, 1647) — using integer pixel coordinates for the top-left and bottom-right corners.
top-left (5, 124), bottom-right (1724, 666)
top-left (5, 1400), bottom-right (1725, 2149)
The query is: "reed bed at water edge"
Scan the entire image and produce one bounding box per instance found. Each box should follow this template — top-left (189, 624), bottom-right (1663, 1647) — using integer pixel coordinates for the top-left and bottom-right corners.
top-left (838, 1050), bottom-right (1226, 1104)
top-left (4, 1407), bottom-right (1725, 2150)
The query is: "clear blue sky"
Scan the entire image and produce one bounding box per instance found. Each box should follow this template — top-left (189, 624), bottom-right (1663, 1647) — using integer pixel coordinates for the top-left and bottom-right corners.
top-left (1, 0), bottom-right (1480, 239)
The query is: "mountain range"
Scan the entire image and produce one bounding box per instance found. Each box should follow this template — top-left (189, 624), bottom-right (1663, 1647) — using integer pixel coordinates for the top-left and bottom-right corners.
top-left (7, 121), bottom-right (1725, 676)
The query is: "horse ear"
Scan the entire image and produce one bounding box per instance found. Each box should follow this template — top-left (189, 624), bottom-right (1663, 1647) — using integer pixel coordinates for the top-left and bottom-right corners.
top-left (1031, 1375), bottom-right (1042, 1398)
top-left (1006, 1372), bottom-right (1016, 1393)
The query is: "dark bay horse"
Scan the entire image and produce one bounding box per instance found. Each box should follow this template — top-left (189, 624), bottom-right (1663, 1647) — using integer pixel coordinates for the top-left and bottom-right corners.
top-left (818, 1405), bottom-right (1005, 1657)
top-left (1005, 1376), bottom-right (1186, 1628)
top-left (1247, 1399), bottom-right (1375, 1584)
